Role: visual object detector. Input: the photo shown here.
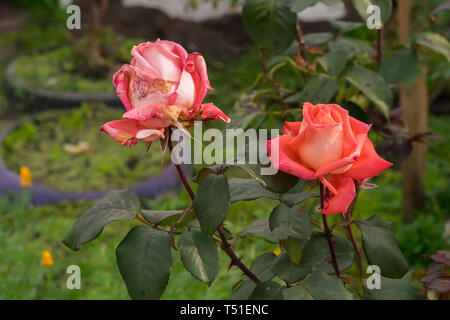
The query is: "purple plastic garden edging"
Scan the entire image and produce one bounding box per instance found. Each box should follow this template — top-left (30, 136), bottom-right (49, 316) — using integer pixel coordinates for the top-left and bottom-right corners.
top-left (0, 122), bottom-right (189, 205)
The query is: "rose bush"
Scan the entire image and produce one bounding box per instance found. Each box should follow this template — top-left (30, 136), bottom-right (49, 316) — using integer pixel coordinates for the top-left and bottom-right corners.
top-left (267, 102), bottom-right (392, 214)
top-left (101, 39), bottom-right (229, 146)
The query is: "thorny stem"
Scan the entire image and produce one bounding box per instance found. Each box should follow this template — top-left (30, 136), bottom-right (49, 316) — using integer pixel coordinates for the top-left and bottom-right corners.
top-left (166, 127), bottom-right (261, 284)
top-left (258, 46), bottom-right (283, 97)
top-left (320, 183), bottom-right (341, 277)
top-left (218, 226), bottom-right (261, 284)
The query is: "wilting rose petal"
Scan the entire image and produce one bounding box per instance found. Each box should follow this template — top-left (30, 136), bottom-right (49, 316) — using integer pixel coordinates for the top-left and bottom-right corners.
top-left (103, 39), bottom-right (229, 147)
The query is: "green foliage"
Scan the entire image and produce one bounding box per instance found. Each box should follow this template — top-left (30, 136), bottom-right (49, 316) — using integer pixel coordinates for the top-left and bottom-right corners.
top-left (379, 48), bottom-right (418, 86)
top-left (364, 273), bottom-right (424, 300)
top-left (396, 214), bottom-right (447, 269)
top-left (194, 173), bottom-right (230, 234)
top-left (414, 32), bottom-right (450, 62)
top-left (283, 269), bottom-right (354, 300)
top-left (116, 226), bottom-right (172, 300)
top-left (344, 66), bottom-right (393, 118)
top-left (242, 0), bottom-right (297, 55)
top-left (179, 230), bottom-right (219, 285)
top-left (63, 190), bottom-right (140, 251)
top-left (355, 215), bottom-right (409, 279)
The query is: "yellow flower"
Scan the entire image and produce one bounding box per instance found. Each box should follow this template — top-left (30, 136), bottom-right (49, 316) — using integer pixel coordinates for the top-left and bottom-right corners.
top-left (41, 250), bottom-right (53, 267)
top-left (273, 248), bottom-right (282, 256)
top-left (20, 166), bottom-right (32, 187)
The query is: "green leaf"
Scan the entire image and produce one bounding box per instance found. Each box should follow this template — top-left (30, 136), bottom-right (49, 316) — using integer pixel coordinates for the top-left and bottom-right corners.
top-left (232, 161), bottom-right (299, 194)
top-left (179, 230), bottom-right (219, 285)
top-left (116, 226), bottom-right (171, 300)
top-left (286, 74), bottom-right (337, 105)
top-left (271, 251), bottom-right (304, 284)
top-left (294, 269), bottom-right (354, 300)
top-left (141, 209), bottom-right (194, 227)
top-left (290, 0), bottom-right (321, 12)
top-left (240, 219), bottom-right (278, 243)
top-left (317, 51), bottom-right (349, 76)
top-left (303, 32), bottom-right (334, 47)
top-left (193, 164), bottom-right (228, 183)
top-left (242, 0), bottom-right (297, 55)
top-left (414, 32), bottom-right (450, 62)
top-left (269, 203), bottom-right (312, 242)
top-left (229, 178), bottom-right (281, 202)
top-left (329, 37), bottom-right (376, 57)
top-left (282, 286), bottom-right (313, 300)
top-left (281, 191), bottom-right (313, 207)
top-left (249, 281), bottom-right (283, 300)
top-left (351, 0), bottom-right (392, 25)
top-left (280, 236), bottom-right (303, 264)
top-left (355, 215), bottom-right (409, 279)
top-left (345, 66), bottom-right (393, 118)
top-left (296, 231), bottom-right (354, 278)
top-left (291, 0), bottom-right (343, 13)
top-left (229, 91), bottom-right (265, 130)
top-left (194, 173), bottom-right (230, 235)
top-left (230, 252), bottom-right (277, 299)
top-left (329, 20), bottom-right (363, 33)
top-left (379, 48), bottom-right (418, 86)
top-left (364, 273), bottom-right (424, 300)
top-left (63, 189), bottom-right (140, 250)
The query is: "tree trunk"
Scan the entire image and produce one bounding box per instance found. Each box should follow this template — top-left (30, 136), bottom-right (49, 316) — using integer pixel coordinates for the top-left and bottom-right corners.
top-left (397, 0), bottom-right (429, 224)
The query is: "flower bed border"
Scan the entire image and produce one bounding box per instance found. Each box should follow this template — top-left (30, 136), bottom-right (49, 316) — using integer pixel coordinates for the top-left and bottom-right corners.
top-left (4, 58), bottom-right (122, 111)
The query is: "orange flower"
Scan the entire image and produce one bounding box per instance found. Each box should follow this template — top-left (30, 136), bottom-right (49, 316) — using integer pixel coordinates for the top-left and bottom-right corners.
top-left (20, 166), bottom-right (32, 188)
top-left (41, 250), bottom-right (54, 267)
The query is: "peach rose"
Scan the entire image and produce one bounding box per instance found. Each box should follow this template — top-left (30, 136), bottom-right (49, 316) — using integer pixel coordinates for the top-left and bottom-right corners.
top-left (101, 40), bottom-right (229, 146)
top-left (267, 102), bottom-right (392, 214)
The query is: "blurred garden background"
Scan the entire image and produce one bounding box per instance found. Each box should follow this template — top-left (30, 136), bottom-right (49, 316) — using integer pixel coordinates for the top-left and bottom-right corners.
top-left (0, 0), bottom-right (448, 299)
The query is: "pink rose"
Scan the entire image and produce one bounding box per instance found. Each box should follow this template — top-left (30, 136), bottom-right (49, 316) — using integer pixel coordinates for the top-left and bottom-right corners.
top-left (267, 102), bottom-right (392, 214)
top-left (101, 39), bottom-right (229, 146)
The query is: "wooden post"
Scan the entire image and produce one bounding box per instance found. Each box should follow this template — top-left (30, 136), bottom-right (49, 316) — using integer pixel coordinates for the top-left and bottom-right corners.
top-left (397, 0), bottom-right (429, 224)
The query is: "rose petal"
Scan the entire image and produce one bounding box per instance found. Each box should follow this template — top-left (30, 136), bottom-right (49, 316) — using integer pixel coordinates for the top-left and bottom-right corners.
top-left (100, 119), bottom-right (140, 146)
top-left (199, 103), bottom-right (230, 123)
top-left (113, 65), bottom-right (134, 111)
top-left (122, 104), bottom-right (164, 121)
top-left (267, 135), bottom-right (315, 180)
top-left (185, 53), bottom-right (212, 108)
top-left (343, 138), bottom-right (393, 180)
top-left (131, 40), bottom-right (187, 82)
top-left (283, 121), bottom-right (302, 135)
top-left (322, 175), bottom-right (356, 215)
top-left (135, 128), bottom-right (165, 141)
top-left (174, 69), bottom-right (196, 108)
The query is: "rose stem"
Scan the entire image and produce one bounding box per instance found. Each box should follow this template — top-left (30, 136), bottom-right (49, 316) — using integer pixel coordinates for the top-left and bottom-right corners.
top-left (343, 190), bottom-right (364, 278)
top-left (167, 127), bottom-right (195, 200)
top-left (377, 28), bottom-right (383, 67)
top-left (319, 182), bottom-right (341, 277)
top-left (218, 225), bottom-right (261, 284)
top-left (166, 127), bottom-right (261, 284)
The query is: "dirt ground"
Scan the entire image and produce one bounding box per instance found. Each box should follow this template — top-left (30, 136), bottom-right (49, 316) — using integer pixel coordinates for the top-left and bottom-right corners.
top-left (74, 0), bottom-right (355, 58)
